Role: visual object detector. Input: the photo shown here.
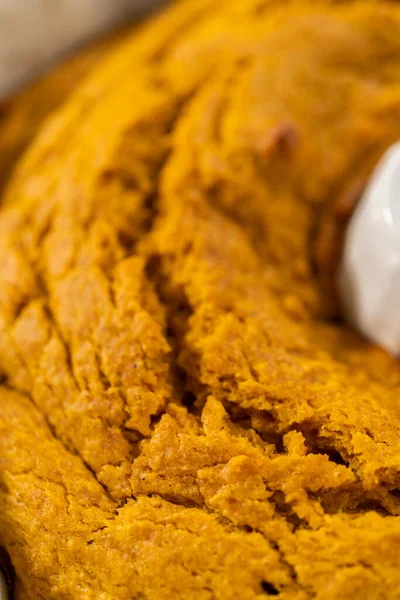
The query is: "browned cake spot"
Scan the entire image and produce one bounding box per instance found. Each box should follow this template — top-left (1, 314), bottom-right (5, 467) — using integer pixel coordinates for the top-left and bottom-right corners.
top-left (314, 179), bottom-right (366, 319)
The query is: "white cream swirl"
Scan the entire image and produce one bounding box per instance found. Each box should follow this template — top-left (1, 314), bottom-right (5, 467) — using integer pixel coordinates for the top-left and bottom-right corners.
top-left (339, 143), bottom-right (400, 356)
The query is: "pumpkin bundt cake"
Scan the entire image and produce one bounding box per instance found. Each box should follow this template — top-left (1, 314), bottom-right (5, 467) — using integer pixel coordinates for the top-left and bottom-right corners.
top-left (2, 1), bottom-right (400, 598)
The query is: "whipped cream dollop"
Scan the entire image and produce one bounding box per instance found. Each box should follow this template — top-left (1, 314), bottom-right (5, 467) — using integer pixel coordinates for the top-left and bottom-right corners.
top-left (0, 0), bottom-right (164, 99)
top-left (339, 143), bottom-right (400, 357)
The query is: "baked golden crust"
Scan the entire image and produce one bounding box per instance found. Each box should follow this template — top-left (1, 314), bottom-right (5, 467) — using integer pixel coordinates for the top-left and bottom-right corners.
top-left (0, 30), bottom-right (124, 194)
top-left (2, 1), bottom-right (400, 598)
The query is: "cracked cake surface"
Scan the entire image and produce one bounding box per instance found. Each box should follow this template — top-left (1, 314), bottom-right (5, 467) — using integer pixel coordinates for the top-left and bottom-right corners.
top-left (2, 0), bottom-right (400, 598)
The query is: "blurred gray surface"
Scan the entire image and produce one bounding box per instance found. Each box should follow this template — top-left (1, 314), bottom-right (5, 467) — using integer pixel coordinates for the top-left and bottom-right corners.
top-left (0, 0), bottom-right (166, 99)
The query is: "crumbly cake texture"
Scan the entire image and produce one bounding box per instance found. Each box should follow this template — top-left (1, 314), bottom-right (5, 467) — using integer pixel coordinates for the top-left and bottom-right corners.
top-left (2, 1), bottom-right (400, 598)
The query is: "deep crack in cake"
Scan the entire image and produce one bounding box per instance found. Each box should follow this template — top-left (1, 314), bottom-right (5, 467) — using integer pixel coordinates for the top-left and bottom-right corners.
top-left (2, 1), bottom-right (400, 598)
